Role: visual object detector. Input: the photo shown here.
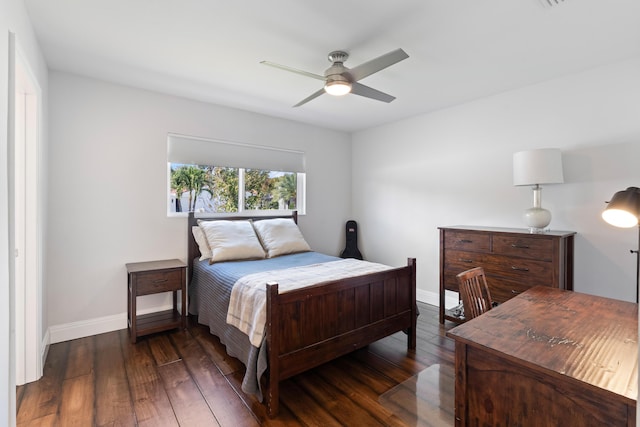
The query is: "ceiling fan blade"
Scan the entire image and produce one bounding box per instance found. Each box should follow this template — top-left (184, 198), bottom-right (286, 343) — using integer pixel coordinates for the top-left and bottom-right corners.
top-left (260, 60), bottom-right (326, 81)
top-left (345, 48), bottom-right (409, 82)
top-left (350, 82), bottom-right (396, 103)
top-left (293, 88), bottom-right (325, 107)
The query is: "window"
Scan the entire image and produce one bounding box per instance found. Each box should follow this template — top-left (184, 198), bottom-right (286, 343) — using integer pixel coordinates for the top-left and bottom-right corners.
top-left (167, 134), bottom-right (306, 215)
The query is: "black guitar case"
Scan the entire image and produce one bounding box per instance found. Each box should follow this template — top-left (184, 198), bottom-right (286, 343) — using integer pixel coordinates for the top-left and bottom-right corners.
top-left (340, 220), bottom-right (363, 260)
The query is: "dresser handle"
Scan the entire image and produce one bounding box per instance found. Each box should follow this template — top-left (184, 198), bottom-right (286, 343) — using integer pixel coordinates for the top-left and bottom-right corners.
top-left (511, 266), bottom-right (529, 272)
top-left (511, 289), bottom-right (522, 294)
top-left (152, 279), bottom-right (169, 284)
top-left (458, 239), bottom-right (473, 244)
top-left (511, 243), bottom-right (530, 249)
top-left (459, 259), bottom-right (474, 263)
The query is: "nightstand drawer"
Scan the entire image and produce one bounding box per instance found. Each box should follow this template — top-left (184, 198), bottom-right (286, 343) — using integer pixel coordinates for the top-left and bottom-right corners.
top-left (126, 259), bottom-right (187, 343)
top-left (492, 235), bottom-right (553, 260)
top-left (444, 231), bottom-right (490, 252)
top-left (135, 269), bottom-right (183, 295)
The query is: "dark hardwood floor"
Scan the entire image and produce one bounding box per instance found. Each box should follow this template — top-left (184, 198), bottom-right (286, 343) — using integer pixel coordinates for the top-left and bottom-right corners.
top-left (16, 302), bottom-right (457, 426)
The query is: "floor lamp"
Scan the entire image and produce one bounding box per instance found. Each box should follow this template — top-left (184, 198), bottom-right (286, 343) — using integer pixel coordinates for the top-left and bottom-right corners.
top-left (602, 186), bottom-right (640, 303)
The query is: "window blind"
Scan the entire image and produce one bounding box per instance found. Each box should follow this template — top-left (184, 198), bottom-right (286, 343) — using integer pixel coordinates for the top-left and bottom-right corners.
top-left (167, 134), bottom-right (305, 173)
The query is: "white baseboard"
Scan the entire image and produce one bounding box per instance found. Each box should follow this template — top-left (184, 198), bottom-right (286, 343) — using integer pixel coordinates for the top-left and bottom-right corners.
top-left (47, 291), bottom-right (457, 345)
top-left (416, 289), bottom-right (459, 309)
top-left (48, 305), bottom-right (173, 344)
top-left (49, 313), bottom-right (126, 344)
top-left (417, 289), bottom-right (437, 306)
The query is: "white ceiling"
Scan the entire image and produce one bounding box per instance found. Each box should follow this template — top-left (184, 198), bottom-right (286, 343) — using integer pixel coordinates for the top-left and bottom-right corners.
top-left (24, 0), bottom-right (640, 133)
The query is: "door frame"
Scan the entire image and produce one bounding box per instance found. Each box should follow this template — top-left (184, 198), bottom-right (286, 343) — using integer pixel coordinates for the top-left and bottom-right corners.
top-left (9, 34), bottom-right (43, 387)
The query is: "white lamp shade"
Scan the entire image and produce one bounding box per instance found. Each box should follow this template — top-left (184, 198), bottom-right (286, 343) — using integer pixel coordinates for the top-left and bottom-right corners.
top-left (513, 148), bottom-right (564, 186)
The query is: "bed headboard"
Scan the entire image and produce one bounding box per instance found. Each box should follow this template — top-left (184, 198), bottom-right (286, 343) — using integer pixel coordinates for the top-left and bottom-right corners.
top-left (187, 211), bottom-right (298, 281)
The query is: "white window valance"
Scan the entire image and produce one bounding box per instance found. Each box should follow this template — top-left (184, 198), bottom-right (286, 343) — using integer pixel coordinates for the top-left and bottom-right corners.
top-left (167, 133), bottom-right (305, 173)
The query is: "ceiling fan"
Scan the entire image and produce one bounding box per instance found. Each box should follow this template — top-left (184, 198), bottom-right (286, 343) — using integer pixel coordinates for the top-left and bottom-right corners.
top-left (261, 48), bottom-right (409, 107)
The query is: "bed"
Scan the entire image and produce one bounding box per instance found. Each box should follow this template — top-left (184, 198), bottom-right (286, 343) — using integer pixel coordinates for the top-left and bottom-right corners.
top-left (187, 211), bottom-right (417, 417)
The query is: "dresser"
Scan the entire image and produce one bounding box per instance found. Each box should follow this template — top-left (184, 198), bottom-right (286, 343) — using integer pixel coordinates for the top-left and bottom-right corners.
top-left (439, 226), bottom-right (575, 324)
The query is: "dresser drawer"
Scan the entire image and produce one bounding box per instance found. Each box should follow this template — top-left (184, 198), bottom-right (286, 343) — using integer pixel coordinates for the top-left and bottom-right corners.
top-left (492, 235), bottom-right (553, 260)
top-left (488, 279), bottom-right (533, 303)
top-left (483, 255), bottom-right (553, 285)
top-left (134, 269), bottom-right (183, 295)
top-left (444, 250), bottom-right (488, 271)
top-left (443, 271), bottom-right (531, 304)
top-left (444, 231), bottom-right (490, 252)
top-left (445, 251), bottom-right (553, 286)
top-left (489, 276), bottom-right (556, 303)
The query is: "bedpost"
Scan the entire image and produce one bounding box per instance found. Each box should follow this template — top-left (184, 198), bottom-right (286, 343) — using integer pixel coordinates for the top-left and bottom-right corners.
top-left (266, 282), bottom-right (280, 417)
top-left (408, 257), bottom-right (417, 350)
top-left (187, 212), bottom-right (199, 283)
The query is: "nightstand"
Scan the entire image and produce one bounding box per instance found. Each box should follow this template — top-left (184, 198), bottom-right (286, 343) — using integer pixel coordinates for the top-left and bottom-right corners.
top-left (126, 259), bottom-right (187, 343)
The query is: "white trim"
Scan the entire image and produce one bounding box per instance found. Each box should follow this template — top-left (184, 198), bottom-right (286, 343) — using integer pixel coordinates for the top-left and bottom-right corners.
top-left (6, 30), bottom-right (17, 427)
top-left (12, 41), bottom-right (43, 385)
top-left (49, 313), bottom-right (125, 344)
top-left (45, 291), bottom-right (454, 344)
top-left (45, 292), bottom-right (448, 344)
top-left (416, 289), bottom-right (459, 309)
top-left (40, 329), bottom-right (49, 372)
top-left (417, 289), bottom-right (438, 306)
top-left (48, 305), bottom-right (174, 344)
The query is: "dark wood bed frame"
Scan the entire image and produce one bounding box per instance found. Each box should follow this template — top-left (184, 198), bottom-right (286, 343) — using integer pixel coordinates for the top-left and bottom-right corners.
top-left (187, 211), bottom-right (417, 417)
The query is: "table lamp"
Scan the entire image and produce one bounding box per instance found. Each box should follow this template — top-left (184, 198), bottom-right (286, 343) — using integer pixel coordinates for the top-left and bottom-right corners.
top-left (602, 186), bottom-right (640, 303)
top-left (513, 148), bottom-right (564, 233)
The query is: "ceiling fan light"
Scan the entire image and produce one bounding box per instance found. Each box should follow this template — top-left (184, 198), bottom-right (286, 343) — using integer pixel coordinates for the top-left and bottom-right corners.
top-left (324, 80), bottom-right (352, 96)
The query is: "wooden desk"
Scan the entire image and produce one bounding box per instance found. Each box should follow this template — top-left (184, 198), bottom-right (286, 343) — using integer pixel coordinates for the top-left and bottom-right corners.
top-left (447, 286), bottom-right (637, 426)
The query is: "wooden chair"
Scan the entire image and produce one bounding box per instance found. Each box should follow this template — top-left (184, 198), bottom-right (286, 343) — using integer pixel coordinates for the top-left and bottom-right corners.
top-left (456, 267), bottom-right (493, 320)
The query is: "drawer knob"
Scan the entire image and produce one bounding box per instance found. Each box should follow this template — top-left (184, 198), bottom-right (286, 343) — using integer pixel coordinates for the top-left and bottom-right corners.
top-left (153, 278), bottom-right (169, 284)
top-left (459, 258), bottom-right (474, 263)
top-left (458, 239), bottom-right (473, 244)
top-left (511, 243), bottom-right (530, 249)
top-left (511, 266), bottom-right (530, 272)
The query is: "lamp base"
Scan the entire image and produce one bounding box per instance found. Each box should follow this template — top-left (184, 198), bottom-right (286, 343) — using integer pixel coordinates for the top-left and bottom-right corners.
top-left (523, 207), bottom-right (551, 233)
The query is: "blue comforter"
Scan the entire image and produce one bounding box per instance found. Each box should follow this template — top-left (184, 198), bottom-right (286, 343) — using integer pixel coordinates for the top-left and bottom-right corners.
top-left (188, 251), bottom-right (340, 401)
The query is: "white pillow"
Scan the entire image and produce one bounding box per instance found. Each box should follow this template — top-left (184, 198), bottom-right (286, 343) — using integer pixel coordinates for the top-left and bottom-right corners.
top-left (252, 218), bottom-right (311, 258)
top-left (192, 226), bottom-right (212, 261)
top-left (198, 220), bottom-right (266, 264)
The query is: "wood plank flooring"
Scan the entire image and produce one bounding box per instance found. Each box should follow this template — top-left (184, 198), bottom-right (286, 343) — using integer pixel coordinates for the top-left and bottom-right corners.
top-left (16, 302), bottom-right (457, 426)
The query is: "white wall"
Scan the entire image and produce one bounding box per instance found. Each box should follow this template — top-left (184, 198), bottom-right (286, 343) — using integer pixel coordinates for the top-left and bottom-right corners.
top-left (1, 0), bottom-right (49, 423)
top-left (352, 58), bottom-right (640, 304)
top-left (47, 72), bottom-right (351, 339)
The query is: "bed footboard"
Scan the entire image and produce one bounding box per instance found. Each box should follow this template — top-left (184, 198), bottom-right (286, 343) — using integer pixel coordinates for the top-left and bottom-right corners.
top-left (265, 257), bottom-right (417, 417)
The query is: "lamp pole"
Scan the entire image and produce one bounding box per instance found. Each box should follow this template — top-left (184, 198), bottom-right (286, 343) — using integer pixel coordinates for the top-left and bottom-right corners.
top-left (634, 226), bottom-right (639, 304)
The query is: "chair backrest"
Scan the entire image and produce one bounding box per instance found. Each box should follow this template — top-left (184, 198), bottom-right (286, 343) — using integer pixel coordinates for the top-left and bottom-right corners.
top-left (456, 267), bottom-right (493, 320)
